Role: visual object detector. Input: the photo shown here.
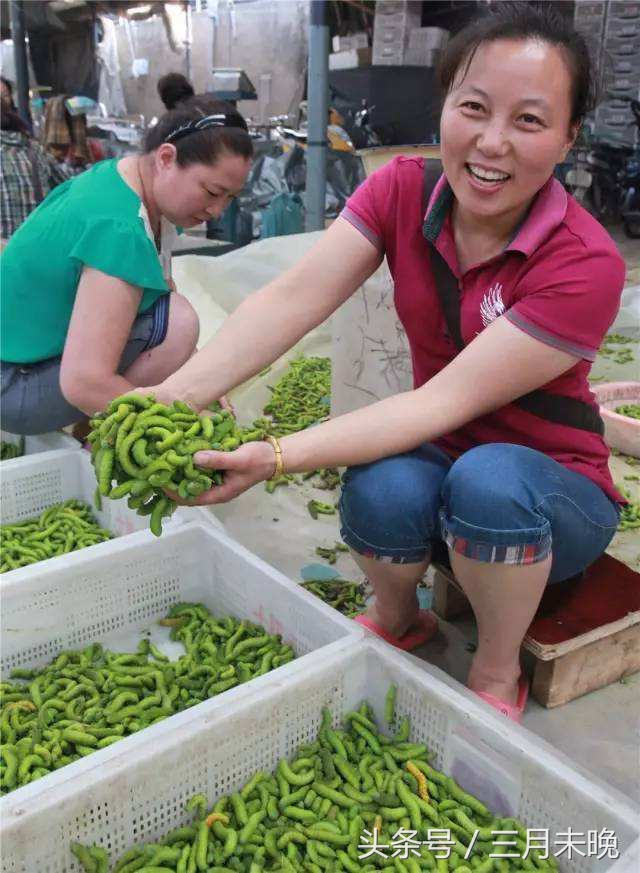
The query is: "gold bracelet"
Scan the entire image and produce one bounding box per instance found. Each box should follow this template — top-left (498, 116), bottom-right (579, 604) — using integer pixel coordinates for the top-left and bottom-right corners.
top-left (264, 434), bottom-right (284, 479)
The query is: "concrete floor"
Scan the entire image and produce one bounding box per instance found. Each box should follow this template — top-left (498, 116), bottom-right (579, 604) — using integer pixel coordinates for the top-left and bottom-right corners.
top-left (405, 609), bottom-right (640, 804)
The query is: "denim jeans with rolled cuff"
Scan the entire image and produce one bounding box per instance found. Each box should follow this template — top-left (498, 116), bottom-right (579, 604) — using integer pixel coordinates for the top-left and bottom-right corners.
top-left (339, 442), bottom-right (620, 584)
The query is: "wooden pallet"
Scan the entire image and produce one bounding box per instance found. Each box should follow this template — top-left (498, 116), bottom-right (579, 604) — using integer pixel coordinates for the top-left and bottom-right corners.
top-left (432, 554), bottom-right (640, 708)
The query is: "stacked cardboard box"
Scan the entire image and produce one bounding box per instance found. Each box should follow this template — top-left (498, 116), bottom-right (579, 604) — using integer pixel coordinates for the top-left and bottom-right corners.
top-left (405, 26), bottom-right (449, 66)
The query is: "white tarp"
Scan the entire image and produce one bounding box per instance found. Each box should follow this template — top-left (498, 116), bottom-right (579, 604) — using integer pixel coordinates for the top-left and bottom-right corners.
top-left (331, 259), bottom-right (413, 418)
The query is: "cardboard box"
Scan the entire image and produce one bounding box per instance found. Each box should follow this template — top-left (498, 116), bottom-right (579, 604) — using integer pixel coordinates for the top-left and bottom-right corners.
top-left (332, 32), bottom-right (368, 52)
top-left (405, 46), bottom-right (441, 67)
top-left (329, 48), bottom-right (372, 71)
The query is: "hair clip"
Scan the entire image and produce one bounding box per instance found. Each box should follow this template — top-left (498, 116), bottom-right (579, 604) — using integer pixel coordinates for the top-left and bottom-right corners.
top-left (164, 114), bottom-right (228, 144)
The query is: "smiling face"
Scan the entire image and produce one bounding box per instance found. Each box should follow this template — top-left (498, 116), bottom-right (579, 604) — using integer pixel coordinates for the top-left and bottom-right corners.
top-left (440, 38), bottom-right (577, 233)
top-left (151, 144), bottom-right (251, 227)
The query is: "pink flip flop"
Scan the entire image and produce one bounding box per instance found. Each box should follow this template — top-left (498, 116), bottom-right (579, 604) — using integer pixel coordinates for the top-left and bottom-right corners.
top-left (354, 609), bottom-right (438, 651)
top-left (475, 674), bottom-right (529, 723)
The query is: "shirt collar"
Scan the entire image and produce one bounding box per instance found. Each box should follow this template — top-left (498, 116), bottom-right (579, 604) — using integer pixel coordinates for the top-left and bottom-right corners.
top-left (422, 173), bottom-right (568, 258)
top-left (505, 176), bottom-right (568, 255)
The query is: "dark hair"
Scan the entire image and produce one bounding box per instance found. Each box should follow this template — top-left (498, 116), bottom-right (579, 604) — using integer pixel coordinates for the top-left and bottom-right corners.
top-left (1, 76), bottom-right (18, 111)
top-left (157, 72), bottom-right (195, 111)
top-left (0, 108), bottom-right (30, 135)
top-left (438, 2), bottom-right (596, 126)
top-left (144, 97), bottom-right (252, 167)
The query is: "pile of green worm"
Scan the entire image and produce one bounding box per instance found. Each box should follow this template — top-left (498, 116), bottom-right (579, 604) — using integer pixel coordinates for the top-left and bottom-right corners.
top-left (251, 358), bottom-right (335, 494)
top-left (0, 499), bottom-right (112, 573)
top-left (618, 489), bottom-right (640, 531)
top-left (315, 542), bottom-right (350, 565)
top-left (265, 468), bottom-right (342, 497)
top-left (254, 357), bottom-right (331, 438)
top-left (599, 333), bottom-right (636, 366)
top-left (0, 603), bottom-right (294, 796)
top-left (69, 686), bottom-right (554, 873)
top-left (307, 499), bottom-right (337, 520)
top-left (303, 468), bottom-right (342, 491)
top-left (88, 394), bottom-right (265, 535)
top-left (301, 579), bottom-right (366, 618)
top-left (614, 403), bottom-right (640, 420)
top-left (0, 438), bottom-right (24, 461)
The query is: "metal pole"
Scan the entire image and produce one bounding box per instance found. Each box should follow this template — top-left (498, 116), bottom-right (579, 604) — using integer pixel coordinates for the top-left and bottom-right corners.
top-left (305, 0), bottom-right (329, 232)
top-left (184, 1), bottom-right (193, 82)
top-left (9, 0), bottom-right (30, 124)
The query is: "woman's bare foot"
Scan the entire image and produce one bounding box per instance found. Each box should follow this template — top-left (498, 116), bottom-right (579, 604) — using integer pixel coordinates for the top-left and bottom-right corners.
top-left (467, 659), bottom-right (521, 705)
top-left (363, 594), bottom-right (420, 639)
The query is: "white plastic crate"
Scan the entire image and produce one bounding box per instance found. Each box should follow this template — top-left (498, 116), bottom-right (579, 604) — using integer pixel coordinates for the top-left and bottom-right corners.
top-left (0, 520), bottom-right (362, 815)
top-left (0, 428), bottom-right (80, 458)
top-left (0, 448), bottom-right (196, 575)
top-left (1, 639), bottom-right (637, 872)
top-left (609, 1), bottom-right (640, 21)
top-left (603, 33), bottom-right (640, 56)
top-left (372, 4), bottom-right (421, 65)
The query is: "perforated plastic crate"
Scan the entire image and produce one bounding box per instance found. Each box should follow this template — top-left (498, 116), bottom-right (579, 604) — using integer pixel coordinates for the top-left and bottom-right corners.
top-left (603, 33), bottom-right (640, 56)
top-left (0, 449), bottom-right (196, 575)
top-left (1, 639), bottom-right (637, 872)
top-left (609, 2), bottom-right (640, 21)
top-left (0, 429), bottom-right (80, 459)
top-left (0, 520), bottom-right (362, 813)
top-left (574, 0), bottom-right (606, 17)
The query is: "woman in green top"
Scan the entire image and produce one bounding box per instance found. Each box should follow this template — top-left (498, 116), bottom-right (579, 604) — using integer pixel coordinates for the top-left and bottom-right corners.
top-left (0, 99), bottom-right (252, 434)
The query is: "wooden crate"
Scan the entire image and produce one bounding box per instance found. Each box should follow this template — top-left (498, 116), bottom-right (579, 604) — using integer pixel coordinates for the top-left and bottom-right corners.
top-left (432, 554), bottom-right (640, 707)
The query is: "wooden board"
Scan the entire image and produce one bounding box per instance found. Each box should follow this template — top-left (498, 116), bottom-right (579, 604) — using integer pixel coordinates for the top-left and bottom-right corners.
top-left (531, 623), bottom-right (640, 707)
top-left (525, 554), bottom-right (640, 658)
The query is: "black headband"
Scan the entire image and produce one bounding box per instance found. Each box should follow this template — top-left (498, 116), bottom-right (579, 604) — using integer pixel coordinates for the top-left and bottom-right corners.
top-left (164, 113), bottom-right (240, 145)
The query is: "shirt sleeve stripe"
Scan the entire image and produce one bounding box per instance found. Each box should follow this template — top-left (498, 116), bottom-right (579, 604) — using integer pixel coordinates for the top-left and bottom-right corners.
top-left (505, 310), bottom-right (597, 362)
top-left (340, 207), bottom-right (382, 249)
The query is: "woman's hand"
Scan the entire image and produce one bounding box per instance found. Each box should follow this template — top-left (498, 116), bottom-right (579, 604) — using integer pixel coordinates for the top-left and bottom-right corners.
top-left (173, 441), bottom-right (277, 506)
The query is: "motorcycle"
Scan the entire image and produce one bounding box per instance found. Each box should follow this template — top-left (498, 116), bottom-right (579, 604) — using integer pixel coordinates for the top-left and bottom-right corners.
top-left (620, 97), bottom-right (640, 239)
top-left (270, 92), bottom-right (383, 155)
top-left (585, 96), bottom-right (640, 238)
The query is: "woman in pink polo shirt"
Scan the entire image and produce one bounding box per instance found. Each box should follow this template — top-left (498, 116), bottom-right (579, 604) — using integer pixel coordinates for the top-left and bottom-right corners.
top-left (151, 4), bottom-right (624, 721)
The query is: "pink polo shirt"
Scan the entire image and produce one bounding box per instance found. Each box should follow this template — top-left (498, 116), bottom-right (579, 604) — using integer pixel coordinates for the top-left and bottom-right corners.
top-left (341, 156), bottom-right (625, 503)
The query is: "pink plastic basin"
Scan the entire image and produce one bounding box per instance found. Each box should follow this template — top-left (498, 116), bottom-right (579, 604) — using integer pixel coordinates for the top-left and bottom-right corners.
top-left (592, 381), bottom-right (640, 458)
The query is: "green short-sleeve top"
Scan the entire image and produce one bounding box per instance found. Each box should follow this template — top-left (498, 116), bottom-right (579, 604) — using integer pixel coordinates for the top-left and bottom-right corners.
top-left (1, 158), bottom-right (175, 364)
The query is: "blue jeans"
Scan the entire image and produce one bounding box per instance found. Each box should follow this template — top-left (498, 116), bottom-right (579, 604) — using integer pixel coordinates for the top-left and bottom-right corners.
top-left (339, 443), bottom-right (620, 584)
top-left (0, 294), bottom-right (170, 434)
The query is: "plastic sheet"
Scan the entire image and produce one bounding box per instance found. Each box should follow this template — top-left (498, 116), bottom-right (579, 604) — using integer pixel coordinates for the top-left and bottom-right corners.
top-left (172, 234), bottom-right (363, 585)
top-left (331, 258), bottom-right (412, 418)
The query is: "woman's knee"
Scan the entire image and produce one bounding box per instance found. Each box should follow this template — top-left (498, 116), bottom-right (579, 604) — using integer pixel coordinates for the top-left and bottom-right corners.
top-left (340, 450), bottom-right (445, 550)
top-left (442, 444), bottom-right (543, 529)
top-left (165, 293), bottom-right (200, 358)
